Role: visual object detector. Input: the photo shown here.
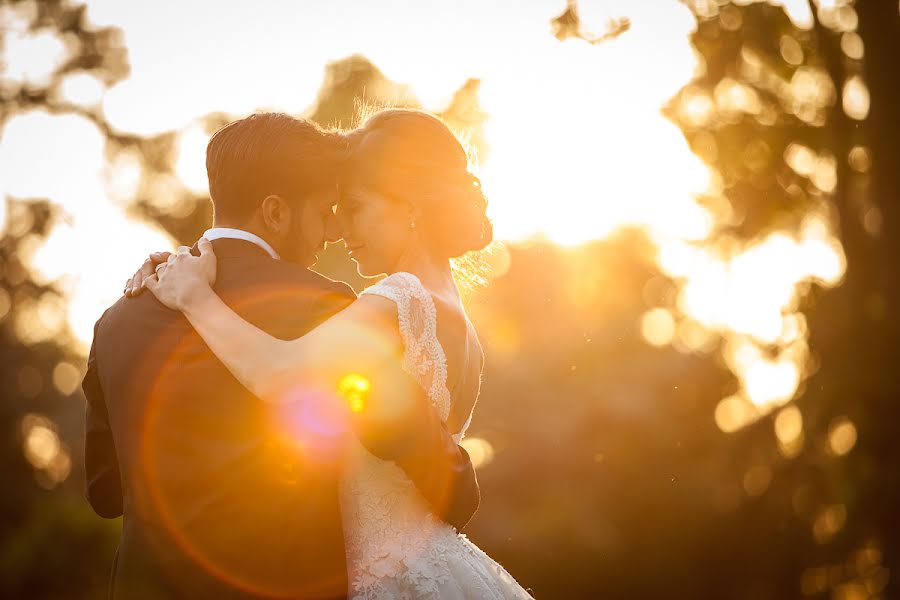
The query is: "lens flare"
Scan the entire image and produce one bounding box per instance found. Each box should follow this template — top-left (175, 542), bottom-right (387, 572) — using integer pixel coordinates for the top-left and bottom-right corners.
top-left (339, 373), bottom-right (371, 414)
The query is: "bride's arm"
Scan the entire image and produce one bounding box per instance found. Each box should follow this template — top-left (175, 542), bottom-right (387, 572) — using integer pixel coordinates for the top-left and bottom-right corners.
top-left (145, 241), bottom-right (480, 529)
top-left (145, 241), bottom-right (400, 402)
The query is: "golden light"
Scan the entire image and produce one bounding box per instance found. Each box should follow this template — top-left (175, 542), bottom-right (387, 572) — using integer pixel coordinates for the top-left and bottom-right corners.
top-left (862, 207), bottom-right (882, 237)
top-left (774, 404), bottom-right (804, 458)
top-left (840, 32), bottom-right (865, 60)
top-left (833, 5), bottom-right (859, 32)
top-left (23, 421), bottom-right (61, 470)
top-left (640, 308), bottom-right (676, 347)
top-left (855, 545), bottom-right (882, 573)
top-left (789, 67), bottom-right (836, 122)
top-left (175, 122), bottom-right (212, 194)
top-left (14, 294), bottom-right (68, 346)
top-left (811, 154), bottom-right (837, 193)
top-left (812, 504), bottom-right (847, 544)
top-left (779, 35), bottom-right (804, 66)
top-left (776, 0), bottom-right (815, 30)
top-left (832, 583), bottom-right (869, 600)
top-left (0, 27), bottom-right (68, 87)
top-left (843, 75), bottom-right (870, 121)
top-left (44, 448), bottom-right (72, 487)
top-left (105, 148), bottom-right (144, 205)
top-left (847, 145), bottom-right (871, 173)
top-left (338, 373), bottom-right (371, 414)
top-left (742, 465), bottom-right (772, 497)
top-left (742, 356), bottom-right (801, 409)
top-left (714, 394), bottom-right (759, 433)
top-left (460, 437), bottom-right (495, 470)
top-left (486, 318), bottom-right (521, 358)
top-left (675, 318), bottom-right (717, 353)
top-left (784, 142), bottom-right (817, 177)
top-left (828, 417), bottom-right (858, 456)
top-left (714, 78), bottom-right (761, 116)
top-left (0, 110), bottom-right (175, 349)
top-left (679, 87), bottom-right (715, 127)
top-left (658, 204), bottom-right (843, 421)
top-left (57, 71), bottom-right (106, 107)
top-left (478, 1), bottom-right (712, 246)
top-left (52, 361), bottom-right (83, 396)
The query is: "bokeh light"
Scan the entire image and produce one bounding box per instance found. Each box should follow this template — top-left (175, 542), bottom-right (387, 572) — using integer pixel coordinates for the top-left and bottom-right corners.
top-left (460, 436), bottom-right (495, 470)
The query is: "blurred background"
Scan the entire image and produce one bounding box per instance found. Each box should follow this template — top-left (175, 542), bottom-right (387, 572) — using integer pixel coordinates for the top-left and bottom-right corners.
top-left (1, 0), bottom-right (898, 598)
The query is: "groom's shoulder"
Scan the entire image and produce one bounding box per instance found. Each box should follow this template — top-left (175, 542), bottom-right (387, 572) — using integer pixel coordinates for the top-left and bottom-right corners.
top-left (223, 260), bottom-right (357, 331)
top-left (249, 259), bottom-right (357, 300)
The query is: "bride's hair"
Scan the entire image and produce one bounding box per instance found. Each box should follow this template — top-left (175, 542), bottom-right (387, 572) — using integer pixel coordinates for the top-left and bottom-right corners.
top-left (343, 109), bottom-right (493, 259)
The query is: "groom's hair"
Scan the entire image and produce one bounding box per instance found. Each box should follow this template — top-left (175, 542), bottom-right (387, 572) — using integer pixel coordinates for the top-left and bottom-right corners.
top-left (206, 113), bottom-right (344, 222)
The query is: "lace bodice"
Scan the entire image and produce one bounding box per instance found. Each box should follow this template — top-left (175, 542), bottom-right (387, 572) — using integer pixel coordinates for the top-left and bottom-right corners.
top-left (362, 272), bottom-right (452, 423)
top-left (337, 272), bottom-right (531, 599)
top-left (339, 272), bottom-right (461, 596)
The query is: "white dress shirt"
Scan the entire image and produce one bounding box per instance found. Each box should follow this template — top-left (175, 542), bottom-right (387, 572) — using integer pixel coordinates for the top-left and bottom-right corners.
top-left (202, 227), bottom-right (280, 260)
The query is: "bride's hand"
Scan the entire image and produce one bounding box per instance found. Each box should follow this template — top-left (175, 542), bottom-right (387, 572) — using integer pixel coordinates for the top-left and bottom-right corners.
top-left (124, 251), bottom-right (172, 297)
top-left (144, 238), bottom-right (217, 312)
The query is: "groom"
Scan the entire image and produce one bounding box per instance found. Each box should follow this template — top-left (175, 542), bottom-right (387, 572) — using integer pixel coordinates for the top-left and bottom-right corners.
top-left (83, 113), bottom-right (480, 599)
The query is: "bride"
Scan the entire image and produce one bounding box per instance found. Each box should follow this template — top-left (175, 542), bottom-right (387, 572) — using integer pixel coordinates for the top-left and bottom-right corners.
top-left (141, 109), bottom-right (534, 599)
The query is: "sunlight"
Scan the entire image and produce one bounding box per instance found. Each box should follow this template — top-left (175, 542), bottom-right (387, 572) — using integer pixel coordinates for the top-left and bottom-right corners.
top-left (478, 1), bottom-right (710, 246)
top-left (714, 394), bottom-right (759, 433)
top-left (840, 32), bottom-right (865, 60)
top-left (338, 373), bottom-right (371, 414)
top-left (460, 437), bottom-right (495, 469)
top-left (175, 122), bottom-right (212, 194)
top-left (0, 28), bottom-right (68, 87)
top-left (0, 110), bottom-right (174, 349)
top-left (655, 205), bottom-right (844, 422)
top-left (57, 71), bottom-right (107, 108)
top-left (742, 356), bottom-right (801, 408)
top-left (774, 405), bottom-right (804, 457)
top-left (774, 0), bottom-right (815, 29)
top-left (828, 417), bottom-right (857, 456)
top-left (21, 411), bottom-right (73, 488)
top-left (842, 75), bottom-right (870, 120)
top-left (52, 361), bottom-right (83, 396)
top-left (812, 504), bottom-right (847, 544)
top-left (641, 308), bottom-right (676, 347)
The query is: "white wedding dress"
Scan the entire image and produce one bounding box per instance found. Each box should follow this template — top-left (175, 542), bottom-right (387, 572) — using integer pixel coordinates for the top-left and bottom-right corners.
top-left (338, 272), bottom-right (534, 600)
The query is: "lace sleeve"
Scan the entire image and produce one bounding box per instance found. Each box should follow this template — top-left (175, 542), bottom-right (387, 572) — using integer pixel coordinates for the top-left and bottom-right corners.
top-left (360, 272), bottom-right (451, 422)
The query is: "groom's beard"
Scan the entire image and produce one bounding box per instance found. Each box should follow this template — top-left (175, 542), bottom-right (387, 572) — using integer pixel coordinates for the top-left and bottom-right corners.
top-left (281, 212), bottom-right (319, 267)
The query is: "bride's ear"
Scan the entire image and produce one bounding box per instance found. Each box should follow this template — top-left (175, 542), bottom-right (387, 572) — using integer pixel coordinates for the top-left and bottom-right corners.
top-left (261, 195), bottom-right (292, 234)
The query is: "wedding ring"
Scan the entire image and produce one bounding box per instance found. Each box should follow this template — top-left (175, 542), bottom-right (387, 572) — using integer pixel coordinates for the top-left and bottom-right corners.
top-left (155, 263), bottom-right (166, 274)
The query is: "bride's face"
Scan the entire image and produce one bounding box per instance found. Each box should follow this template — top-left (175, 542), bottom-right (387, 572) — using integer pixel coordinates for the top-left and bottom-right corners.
top-left (336, 185), bottom-right (413, 277)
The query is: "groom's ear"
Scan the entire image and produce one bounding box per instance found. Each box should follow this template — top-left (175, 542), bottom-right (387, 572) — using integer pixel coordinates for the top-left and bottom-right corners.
top-left (260, 194), bottom-right (292, 234)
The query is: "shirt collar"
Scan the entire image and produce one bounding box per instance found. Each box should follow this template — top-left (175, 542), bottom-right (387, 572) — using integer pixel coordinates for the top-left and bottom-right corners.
top-left (203, 228), bottom-right (280, 260)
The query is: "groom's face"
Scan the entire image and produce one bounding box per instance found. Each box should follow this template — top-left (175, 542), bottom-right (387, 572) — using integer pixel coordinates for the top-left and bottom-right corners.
top-left (283, 187), bottom-right (342, 267)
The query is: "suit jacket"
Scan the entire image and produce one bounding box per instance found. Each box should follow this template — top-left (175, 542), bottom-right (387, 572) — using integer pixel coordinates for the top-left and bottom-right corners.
top-left (83, 238), bottom-right (479, 600)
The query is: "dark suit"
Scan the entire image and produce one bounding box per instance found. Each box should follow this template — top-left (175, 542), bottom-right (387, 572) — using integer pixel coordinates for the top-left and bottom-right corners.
top-left (83, 238), bottom-right (479, 600)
